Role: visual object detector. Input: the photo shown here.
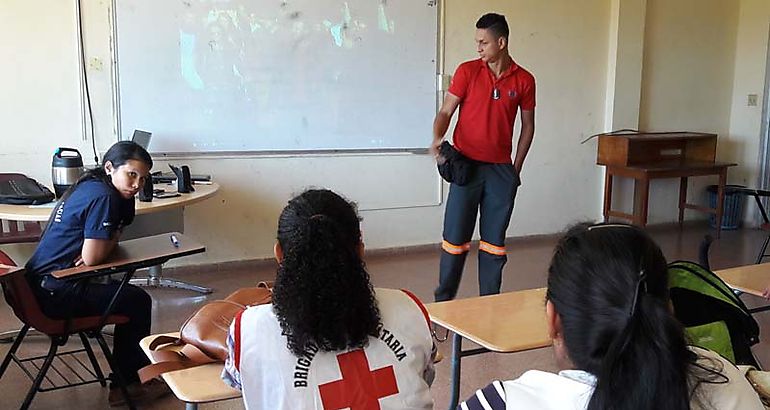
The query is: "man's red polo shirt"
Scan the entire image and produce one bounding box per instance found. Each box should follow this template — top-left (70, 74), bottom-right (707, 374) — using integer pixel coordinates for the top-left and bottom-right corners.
top-left (448, 58), bottom-right (536, 164)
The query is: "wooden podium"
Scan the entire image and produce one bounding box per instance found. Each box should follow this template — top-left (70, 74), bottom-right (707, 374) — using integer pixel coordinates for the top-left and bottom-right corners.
top-left (597, 132), bottom-right (736, 236)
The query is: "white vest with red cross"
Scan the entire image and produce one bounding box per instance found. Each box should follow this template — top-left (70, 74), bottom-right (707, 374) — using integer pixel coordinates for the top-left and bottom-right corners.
top-left (232, 288), bottom-right (435, 410)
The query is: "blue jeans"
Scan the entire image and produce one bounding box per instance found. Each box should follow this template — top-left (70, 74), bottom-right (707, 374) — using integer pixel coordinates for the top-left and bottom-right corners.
top-left (33, 277), bottom-right (152, 383)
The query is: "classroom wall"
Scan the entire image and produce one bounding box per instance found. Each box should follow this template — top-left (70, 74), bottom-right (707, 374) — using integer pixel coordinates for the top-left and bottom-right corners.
top-left (637, 0), bottom-right (740, 224)
top-left (727, 0), bottom-right (770, 222)
top-left (1, 0), bottom-right (766, 267)
top-left (0, 0), bottom-right (611, 267)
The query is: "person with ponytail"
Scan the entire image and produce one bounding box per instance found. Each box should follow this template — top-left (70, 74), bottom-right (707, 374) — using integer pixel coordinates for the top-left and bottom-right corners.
top-left (222, 189), bottom-right (435, 409)
top-left (459, 222), bottom-right (763, 410)
top-left (25, 141), bottom-right (169, 406)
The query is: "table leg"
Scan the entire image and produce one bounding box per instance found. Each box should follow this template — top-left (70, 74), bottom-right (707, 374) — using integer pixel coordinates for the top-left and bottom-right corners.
top-left (633, 177), bottom-right (650, 227)
top-left (185, 403), bottom-right (198, 410)
top-left (129, 265), bottom-right (213, 294)
top-left (449, 332), bottom-right (462, 410)
top-left (678, 177), bottom-right (688, 226)
top-left (715, 171), bottom-right (726, 238)
top-left (603, 169), bottom-right (613, 222)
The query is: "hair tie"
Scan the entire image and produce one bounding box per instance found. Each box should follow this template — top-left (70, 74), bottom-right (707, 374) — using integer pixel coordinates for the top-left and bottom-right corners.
top-left (628, 269), bottom-right (648, 316)
top-left (309, 214), bottom-right (325, 220)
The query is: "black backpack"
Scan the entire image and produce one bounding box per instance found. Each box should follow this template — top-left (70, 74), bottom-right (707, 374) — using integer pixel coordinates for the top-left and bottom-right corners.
top-left (0, 173), bottom-right (55, 205)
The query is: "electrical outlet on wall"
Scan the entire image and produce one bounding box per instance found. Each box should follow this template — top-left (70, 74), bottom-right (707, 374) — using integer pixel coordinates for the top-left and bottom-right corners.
top-left (748, 93), bottom-right (759, 106)
top-left (89, 57), bottom-right (104, 72)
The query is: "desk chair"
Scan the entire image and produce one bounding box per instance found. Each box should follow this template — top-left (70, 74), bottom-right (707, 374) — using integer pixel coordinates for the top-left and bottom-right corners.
top-left (0, 220), bottom-right (43, 343)
top-left (0, 251), bottom-right (136, 409)
top-left (0, 219), bottom-right (42, 244)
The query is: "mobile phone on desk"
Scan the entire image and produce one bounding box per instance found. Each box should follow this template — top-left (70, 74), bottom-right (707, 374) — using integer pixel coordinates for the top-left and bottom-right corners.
top-left (154, 192), bottom-right (181, 199)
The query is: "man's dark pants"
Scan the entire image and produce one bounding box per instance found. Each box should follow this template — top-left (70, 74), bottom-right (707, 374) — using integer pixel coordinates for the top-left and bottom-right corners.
top-left (434, 163), bottom-right (520, 302)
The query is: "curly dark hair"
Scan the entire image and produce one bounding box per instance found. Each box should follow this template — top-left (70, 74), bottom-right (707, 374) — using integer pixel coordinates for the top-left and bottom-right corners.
top-left (272, 189), bottom-right (382, 356)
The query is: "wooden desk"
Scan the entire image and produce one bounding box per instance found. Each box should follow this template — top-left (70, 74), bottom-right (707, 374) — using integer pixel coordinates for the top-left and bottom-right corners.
top-left (597, 132), bottom-right (736, 237)
top-left (603, 160), bottom-right (735, 236)
top-left (715, 263), bottom-right (770, 298)
top-left (140, 333), bottom-right (240, 410)
top-left (0, 183), bottom-right (219, 222)
top-left (425, 288), bottom-right (551, 410)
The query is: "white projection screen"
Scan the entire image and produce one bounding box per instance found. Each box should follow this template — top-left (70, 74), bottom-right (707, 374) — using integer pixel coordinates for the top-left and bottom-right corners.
top-left (115, 0), bottom-right (438, 153)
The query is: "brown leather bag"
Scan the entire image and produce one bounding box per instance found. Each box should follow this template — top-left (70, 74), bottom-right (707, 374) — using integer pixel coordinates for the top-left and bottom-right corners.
top-left (138, 282), bottom-right (273, 383)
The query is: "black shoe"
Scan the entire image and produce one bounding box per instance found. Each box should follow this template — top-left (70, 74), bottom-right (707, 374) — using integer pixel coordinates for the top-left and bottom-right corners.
top-left (108, 379), bottom-right (171, 407)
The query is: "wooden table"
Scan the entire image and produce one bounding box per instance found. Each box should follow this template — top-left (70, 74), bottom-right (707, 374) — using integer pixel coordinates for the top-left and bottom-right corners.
top-left (0, 183), bottom-right (219, 293)
top-left (0, 183), bottom-right (219, 222)
top-left (425, 288), bottom-right (551, 410)
top-left (140, 333), bottom-right (240, 410)
top-left (603, 161), bottom-right (735, 237)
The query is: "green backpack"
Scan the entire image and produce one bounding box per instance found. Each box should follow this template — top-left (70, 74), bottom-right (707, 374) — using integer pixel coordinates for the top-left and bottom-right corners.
top-left (668, 260), bottom-right (760, 367)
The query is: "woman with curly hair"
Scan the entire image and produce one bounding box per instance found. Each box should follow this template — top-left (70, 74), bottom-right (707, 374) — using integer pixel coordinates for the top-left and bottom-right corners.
top-left (459, 223), bottom-right (763, 410)
top-left (222, 189), bottom-right (435, 409)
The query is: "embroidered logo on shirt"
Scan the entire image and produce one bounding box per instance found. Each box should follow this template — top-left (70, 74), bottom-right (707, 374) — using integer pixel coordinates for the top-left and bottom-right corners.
top-left (508, 90), bottom-right (517, 99)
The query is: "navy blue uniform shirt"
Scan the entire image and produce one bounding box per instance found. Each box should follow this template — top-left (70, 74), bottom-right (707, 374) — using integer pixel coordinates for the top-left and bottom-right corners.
top-left (26, 179), bottom-right (135, 288)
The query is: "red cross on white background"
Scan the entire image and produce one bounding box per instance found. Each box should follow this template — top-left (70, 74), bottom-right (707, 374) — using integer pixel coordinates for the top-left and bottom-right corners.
top-left (318, 349), bottom-right (399, 410)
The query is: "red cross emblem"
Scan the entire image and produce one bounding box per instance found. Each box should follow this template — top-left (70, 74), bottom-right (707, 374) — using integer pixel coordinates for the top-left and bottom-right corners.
top-left (318, 349), bottom-right (399, 410)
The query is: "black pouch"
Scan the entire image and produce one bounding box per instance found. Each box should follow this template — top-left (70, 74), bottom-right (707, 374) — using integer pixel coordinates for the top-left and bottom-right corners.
top-left (0, 173), bottom-right (55, 205)
top-left (437, 142), bottom-right (477, 186)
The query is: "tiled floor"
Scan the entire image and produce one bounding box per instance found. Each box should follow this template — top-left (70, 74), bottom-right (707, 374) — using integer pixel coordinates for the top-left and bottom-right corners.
top-left (1, 222), bottom-right (769, 409)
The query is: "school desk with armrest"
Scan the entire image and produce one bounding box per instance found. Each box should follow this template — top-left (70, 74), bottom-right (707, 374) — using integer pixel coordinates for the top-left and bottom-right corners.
top-left (0, 233), bottom-right (204, 409)
top-left (425, 288), bottom-right (551, 410)
top-left (140, 332), bottom-right (241, 410)
top-left (715, 263), bottom-right (770, 313)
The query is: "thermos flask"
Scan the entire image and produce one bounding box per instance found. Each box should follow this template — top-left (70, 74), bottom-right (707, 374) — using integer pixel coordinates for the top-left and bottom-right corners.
top-left (51, 148), bottom-right (84, 198)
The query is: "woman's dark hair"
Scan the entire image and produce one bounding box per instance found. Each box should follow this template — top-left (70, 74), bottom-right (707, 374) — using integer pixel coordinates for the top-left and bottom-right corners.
top-left (547, 222), bottom-right (724, 410)
top-left (62, 141), bottom-right (152, 201)
top-left (272, 189), bottom-right (381, 356)
top-left (44, 141), bottom-right (152, 228)
top-left (476, 13), bottom-right (509, 40)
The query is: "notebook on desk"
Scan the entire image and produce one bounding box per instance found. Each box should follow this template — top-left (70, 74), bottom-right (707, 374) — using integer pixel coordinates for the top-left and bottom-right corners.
top-left (52, 232), bottom-right (204, 279)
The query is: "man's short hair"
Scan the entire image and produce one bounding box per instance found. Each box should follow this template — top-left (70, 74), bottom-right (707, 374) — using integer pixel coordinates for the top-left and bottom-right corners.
top-left (476, 13), bottom-right (509, 40)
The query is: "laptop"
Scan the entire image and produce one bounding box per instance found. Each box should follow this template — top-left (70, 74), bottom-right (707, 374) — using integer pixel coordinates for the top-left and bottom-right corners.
top-left (131, 130), bottom-right (152, 150)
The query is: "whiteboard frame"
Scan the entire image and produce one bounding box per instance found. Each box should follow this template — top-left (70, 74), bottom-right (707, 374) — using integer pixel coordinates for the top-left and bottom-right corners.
top-left (110, 0), bottom-right (440, 156)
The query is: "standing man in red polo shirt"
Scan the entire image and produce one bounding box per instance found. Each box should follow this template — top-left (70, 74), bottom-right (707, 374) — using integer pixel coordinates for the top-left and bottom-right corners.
top-left (430, 13), bottom-right (536, 301)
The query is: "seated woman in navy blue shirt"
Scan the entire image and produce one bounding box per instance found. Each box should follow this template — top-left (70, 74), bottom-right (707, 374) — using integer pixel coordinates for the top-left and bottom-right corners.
top-left (25, 141), bottom-right (167, 406)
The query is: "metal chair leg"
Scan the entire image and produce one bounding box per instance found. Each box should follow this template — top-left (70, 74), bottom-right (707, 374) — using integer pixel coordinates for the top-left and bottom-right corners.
top-left (0, 324), bottom-right (29, 379)
top-left (94, 333), bottom-right (136, 410)
top-left (756, 234), bottom-right (770, 265)
top-left (79, 333), bottom-right (107, 387)
top-left (21, 339), bottom-right (58, 410)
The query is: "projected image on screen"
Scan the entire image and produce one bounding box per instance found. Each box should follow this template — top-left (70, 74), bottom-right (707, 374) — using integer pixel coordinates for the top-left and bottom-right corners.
top-left (116, 0), bottom-right (437, 152)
